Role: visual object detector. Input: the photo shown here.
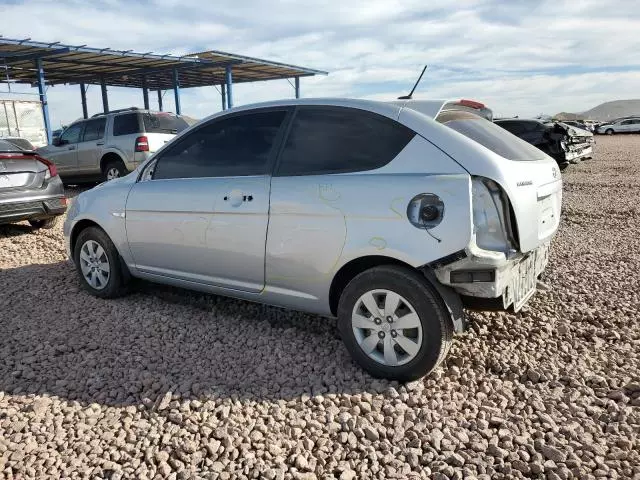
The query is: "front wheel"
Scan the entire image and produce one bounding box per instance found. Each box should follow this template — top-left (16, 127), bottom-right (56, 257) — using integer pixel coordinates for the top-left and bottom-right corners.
top-left (337, 265), bottom-right (453, 381)
top-left (605, 129), bottom-right (614, 135)
top-left (74, 226), bottom-right (127, 298)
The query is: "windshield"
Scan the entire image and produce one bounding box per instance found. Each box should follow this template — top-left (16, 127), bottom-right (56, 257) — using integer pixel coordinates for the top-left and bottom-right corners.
top-left (436, 111), bottom-right (547, 161)
top-left (142, 113), bottom-right (189, 134)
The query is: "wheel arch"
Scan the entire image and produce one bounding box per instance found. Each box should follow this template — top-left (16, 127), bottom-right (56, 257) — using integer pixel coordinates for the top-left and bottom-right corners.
top-left (328, 255), bottom-right (466, 332)
top-left (70, 218), bottom-right (132, 283)
top-left (100, 151), bottom-right (125, 172)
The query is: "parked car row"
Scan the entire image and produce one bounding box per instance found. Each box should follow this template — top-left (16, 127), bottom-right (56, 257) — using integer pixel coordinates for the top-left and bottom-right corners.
top-left (61, 98), bottom-right (562, 381)
top-left (493, 118), bottom-right (594, 171)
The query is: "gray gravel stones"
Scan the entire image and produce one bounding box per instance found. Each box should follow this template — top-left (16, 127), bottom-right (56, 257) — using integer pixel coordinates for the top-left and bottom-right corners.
top-left (1, 138), bottom-right (640, 478)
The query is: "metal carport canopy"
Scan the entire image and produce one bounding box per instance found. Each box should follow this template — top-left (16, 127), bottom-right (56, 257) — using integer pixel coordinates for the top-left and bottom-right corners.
top-left (0, 37), bottom-right (327, 142)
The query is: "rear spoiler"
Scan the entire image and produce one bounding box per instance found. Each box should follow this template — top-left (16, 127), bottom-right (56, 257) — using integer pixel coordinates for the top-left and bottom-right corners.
top-left (441, 99), bottom-right (493, 121)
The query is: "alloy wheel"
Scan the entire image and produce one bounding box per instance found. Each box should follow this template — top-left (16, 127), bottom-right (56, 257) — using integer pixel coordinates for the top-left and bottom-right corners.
top-left (351, 289), bottom-right (423, 367)
top-left (79, 240), bottom-right (110, 290)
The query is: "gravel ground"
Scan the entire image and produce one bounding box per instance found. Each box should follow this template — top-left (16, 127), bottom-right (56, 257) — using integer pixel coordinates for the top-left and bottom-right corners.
top-left (1, 136), bottom-right (639, 480)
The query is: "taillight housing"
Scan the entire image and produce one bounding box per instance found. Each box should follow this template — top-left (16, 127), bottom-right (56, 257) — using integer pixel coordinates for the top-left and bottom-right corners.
top-left (36, 154), bottom-right (58, 179)
top-left (471, 177), bottom-right (517, 253)
top-left (135, 136), bottom-right (149, 152)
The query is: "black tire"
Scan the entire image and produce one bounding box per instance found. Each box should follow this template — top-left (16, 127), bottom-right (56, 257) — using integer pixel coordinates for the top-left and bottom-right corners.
top-left (605, 129), bottom-right (614, 135)
top-left (29, 217), bottom-right (58, 230)
top-left (73, 226), bottom-right (127, 298)
top-left (337, 265), bottom-right (453, 382)
top-left (102, 158), bottom-right (128, 182)
top-left (559, 163), bottom-right (569, 171)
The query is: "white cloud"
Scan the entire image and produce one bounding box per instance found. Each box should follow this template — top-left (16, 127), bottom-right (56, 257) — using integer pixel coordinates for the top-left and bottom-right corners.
top-left (1, 0), bottom-right (639, 126)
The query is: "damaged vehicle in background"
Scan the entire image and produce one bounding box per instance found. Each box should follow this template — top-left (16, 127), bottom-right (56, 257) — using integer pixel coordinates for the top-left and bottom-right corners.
top-left (494, 118), bottom-right (594, 170)
top-left (64, 98), bottom-right (561, 381)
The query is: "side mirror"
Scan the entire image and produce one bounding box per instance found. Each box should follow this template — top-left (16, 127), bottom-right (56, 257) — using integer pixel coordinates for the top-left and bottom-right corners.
top-left (52, 137), bottom-right (63, 146)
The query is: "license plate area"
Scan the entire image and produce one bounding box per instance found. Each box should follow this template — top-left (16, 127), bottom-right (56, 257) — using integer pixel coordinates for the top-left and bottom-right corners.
top-left (505, 244), bottom-right (550, 311)
top-left (0, 173), bottom-right (30, 189)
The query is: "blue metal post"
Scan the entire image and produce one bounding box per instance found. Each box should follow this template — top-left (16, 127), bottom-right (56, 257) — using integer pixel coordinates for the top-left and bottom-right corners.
top-left (80, 83), bottom-right (88, 119)
top-left (157, 90), bottom-right (163, 112)
top-left (35, 58), bottom-right (52, 145)
top-left (142, 76), bottom-right (150, 110)
top-left (295, 77), bottom-right (300, 99)
top-left (172, 68), bottom-right (181, 115)
top-left (100, 77), bottom-right (109, 113)
top-left (225, 65), bottom-right (233, 109)
top-left (221, 84), bottom-right (226, 111)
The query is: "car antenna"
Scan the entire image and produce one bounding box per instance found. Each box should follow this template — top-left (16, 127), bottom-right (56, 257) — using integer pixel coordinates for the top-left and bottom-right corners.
top-left (398, 65), bottom-right (428, 100)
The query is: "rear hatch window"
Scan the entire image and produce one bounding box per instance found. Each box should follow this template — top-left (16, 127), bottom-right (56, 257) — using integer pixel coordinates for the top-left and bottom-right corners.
top-left (142, 113), bottom-right (189, 134)
top-left (436, 111), bottom-right (547, 161)
top-left (0, 139), bottom-right (24, 152)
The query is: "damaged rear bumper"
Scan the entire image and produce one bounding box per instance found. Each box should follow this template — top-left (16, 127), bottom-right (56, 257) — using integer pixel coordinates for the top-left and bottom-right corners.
top-left (432, 241), bottom-right (551, 311)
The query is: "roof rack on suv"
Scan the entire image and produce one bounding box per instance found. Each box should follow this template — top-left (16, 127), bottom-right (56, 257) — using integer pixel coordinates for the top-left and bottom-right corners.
top-left (91, 107), bottom-right (141, 118)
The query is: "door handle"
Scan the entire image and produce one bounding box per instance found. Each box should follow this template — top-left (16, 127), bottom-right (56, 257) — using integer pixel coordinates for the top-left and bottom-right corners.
top-left (223, 193), bottom-right (253, 202)
top-left (68, 145), bottom-right (76, 150)
top-left (96, 142), bottom-right (105, 146)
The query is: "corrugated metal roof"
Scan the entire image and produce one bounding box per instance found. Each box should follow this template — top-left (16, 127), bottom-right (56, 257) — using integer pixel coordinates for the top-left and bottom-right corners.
top-left (0, 37), bottom-right (327, 90)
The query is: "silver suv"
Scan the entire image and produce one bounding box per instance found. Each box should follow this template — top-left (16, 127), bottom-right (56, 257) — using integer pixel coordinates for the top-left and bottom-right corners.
top-left (38, 108), bottom-right (189, 182)
top-left (64, 98), bottom-right (562, 381)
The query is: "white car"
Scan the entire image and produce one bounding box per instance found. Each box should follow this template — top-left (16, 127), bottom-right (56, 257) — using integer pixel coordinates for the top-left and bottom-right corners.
top-left (596, 118), bottom-right (640, 135)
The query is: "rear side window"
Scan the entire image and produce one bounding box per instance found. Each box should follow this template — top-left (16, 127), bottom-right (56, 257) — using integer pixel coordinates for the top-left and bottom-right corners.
top-left (142, 113), bottom-right (189, 134)
top-left (276, 107), bottom-right (415, 176)
top-left (439, 111), bottom-right (547, 161)
top-left (82, 118), bottom-right (106, 142)
top-left (113, 113), bottom-right (140, 136)
top-left (153, 110), bottom-right (287, 180)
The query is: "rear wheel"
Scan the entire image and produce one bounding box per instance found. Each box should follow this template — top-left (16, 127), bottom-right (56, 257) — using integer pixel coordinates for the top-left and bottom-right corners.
top-left (103, 158), bottom-right (128, 181)
top-left (337, 265), bottom-right (453, 381)
top-left (74, 226), bottom-right (127, 298)
top-left (605, 129), bottom-right (614, 135)
top-left (29, 217), bottom-right (58, 230)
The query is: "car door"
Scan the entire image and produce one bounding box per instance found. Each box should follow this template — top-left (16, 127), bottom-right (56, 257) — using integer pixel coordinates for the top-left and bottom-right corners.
top-left (618, 120), bottom-right (632, 132)
top-left (76, 117), bottom-right (107, 176)
top-left (631, 119), bottom-right (640, 133)
top-left (125, 108), bottom-right (290, 292)
top-left (47, 122), bottom-right (83, 175)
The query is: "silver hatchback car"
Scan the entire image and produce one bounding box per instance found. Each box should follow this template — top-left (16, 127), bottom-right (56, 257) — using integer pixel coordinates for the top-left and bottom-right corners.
top-left (64, 98), bottom-right (562, 381)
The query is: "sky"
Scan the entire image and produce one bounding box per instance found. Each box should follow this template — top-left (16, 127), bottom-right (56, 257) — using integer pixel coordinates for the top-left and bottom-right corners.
top-left (2, 0), bottom-right (640, 127)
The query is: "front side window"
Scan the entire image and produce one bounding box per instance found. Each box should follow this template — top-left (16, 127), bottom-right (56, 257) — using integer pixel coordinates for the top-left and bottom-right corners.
top-left (82, 118), bottom-right (107, 142)
top-left (276, 107), bottom-right (415, 176)
top-left (59, 123), bottom-right (83, 144)
top-left (152, 110), bottom-right (287, 180)
top-left (113, 113), bottom-right (140, 136)
top-left (621, 120), bottom-right (632, 125)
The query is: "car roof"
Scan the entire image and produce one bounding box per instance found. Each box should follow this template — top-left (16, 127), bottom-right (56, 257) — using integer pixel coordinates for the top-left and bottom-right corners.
top-left (216, 98), bottom-right (487, 120)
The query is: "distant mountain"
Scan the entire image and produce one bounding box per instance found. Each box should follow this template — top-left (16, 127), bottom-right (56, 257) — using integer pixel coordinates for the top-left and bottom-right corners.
top-left (555, 99), bottom-right (640, 121)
